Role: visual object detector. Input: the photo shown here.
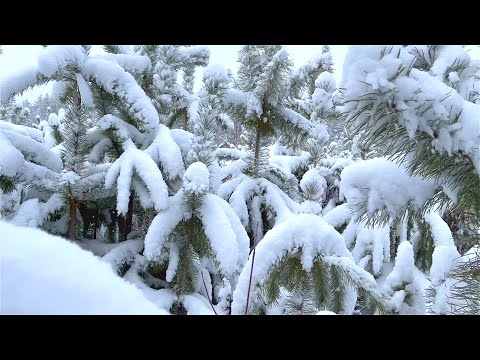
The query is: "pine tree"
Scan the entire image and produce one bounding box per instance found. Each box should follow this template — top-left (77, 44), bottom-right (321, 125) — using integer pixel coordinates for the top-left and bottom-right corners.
top-left (221, 46), bottom-right (325, 247)
top-left (3, 44), bottom-right (478, 316)
top-left (339, 45), bottom-right (480, 314)
top-left (144, 161), bottom-right (249, 314)
top-left (142, 66), bottom-right (249, 314)
top-left (2, 45), bottom-right (167, 241)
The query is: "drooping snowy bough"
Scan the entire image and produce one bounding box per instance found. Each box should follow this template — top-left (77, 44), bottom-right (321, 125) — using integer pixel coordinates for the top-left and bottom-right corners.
top-left (231, 214), bottom-right (393, 315)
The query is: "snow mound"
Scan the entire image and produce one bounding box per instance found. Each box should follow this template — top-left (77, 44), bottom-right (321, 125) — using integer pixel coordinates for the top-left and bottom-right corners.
top-left (0, 221), bottom-right (167, 315)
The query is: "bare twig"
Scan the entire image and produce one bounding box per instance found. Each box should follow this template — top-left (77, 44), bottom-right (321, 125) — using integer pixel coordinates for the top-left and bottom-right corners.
top-left (201, 270), bottom-right (218, 315)
top-left (244, 246), bottom-right (257, 315)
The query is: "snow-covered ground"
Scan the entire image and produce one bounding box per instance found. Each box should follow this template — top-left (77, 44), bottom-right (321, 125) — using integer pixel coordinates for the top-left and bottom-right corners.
top-left (0, 221), bottom-right (167, 315)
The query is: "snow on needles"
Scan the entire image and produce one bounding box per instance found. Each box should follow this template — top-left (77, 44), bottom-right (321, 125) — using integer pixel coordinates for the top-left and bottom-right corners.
top-left (0, 66), bottom-right (38, 102)
top-left (0, 221), bottom-right (167, 314)
top-left (231, 214), bottom-right (351, 314)
top-left (144, 124), bottom-right (185, 180)
top-left (341, 45), bottom-right (480, 175)
top-left (424, 212), bottom-right (460, 287)
top-left (0, 131), bottom-right (24, 177)
top-left (82, 58), bottom-right (159, 130)
top-left (38, 45), bottom-right (86, 77)
top-left (75, 73), bottom-right (95, 108)
top-left (300, 168), bottom-right (327, 201)
top-left (340, 157), bottom-right (437, 220)
top-left (144, 191), bottom-right (185, 261)
top-left (105, 139), bottom-right (168, 214)
top-left (382, 242), bottom-right (425, 314)
top-left (199, 194), bottom-right (243, 277)
top-left (183, 162), bottom-right (210, 194)
top-left (1, 129), bottom-right (63, 172)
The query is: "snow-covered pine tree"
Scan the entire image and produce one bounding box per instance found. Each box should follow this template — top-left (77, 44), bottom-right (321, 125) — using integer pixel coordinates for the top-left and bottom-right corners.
top-left (134, 45), bottom-right (209, 131)
top-left (0, 45), bottom-right (179, 242)
top-left (101, 45), bottom-right (211, 241)
top-left (30, 93), bottom-right (62, 123)
top-left (143, 161), bottom-right (249, 314)
top-left (72, 45), bottom-right (184, 242)
top-left (339, 45), bottom-right (480, 314)
top-left (37, 108), bottom-right (65, 149)
top-left (214, 46), bottom-right (394, 315)
top-left (140, 66), bottom-right (249, 314)
top-left (1, 46), bottom-right (96, 239)
top-left (0, 99), bottom-right (31, 126)
top-left (0, 119), bottom-right (64, 229)
top-left (220, 46), bottom-right (325, 247)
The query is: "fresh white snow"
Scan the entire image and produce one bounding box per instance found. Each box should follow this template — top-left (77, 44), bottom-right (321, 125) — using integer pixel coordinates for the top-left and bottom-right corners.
top-left (0, 221), bottom-right (167, 314)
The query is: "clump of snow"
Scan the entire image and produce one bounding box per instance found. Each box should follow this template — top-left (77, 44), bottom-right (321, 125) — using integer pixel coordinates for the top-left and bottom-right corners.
top-left (299, 200), bottom-right (323, 215)
top-left (51, 80), bottom-right (67, 101)
top-left (37, 45), bottom-right (86, 77)
top-left (300, 168), bottom-right (327, 201)
top-left (311, 123), bottom-right (330, 141)
top-left (424, 212), bottom-right (460, 286)
top-left (315, 310), bottom-right (337, 315)
top-left (351, 220), bottom-right (391, 276)
top-left (269, 151), bottom-right (310, 174)
top-left (102, 239), bottom-right (144, 274)
top-left (183, 162), bottom-right (210, 195)
top-left (224, 88), bottom-right (249, 108)
top-left (97, 114), bottom-right (144, 144)
top-left (0, 221), bottom-right (167, 314)
top-left (105, 139), bottom-right (169, 214)
top-left (340, 157), bottom-right (437, 220)
top-left (170, 129), bottom-right (193, 158)
top-left (0, 66), bottom-right (39, 102)
top-left (198, 194), bottom-right (247, 277)
top-left (0, 122), bottom-right (44, 142)
top-left (165, 243), bottom-right (180, 282)
top-left (92, 53), bottom-right (152, 75)
top-left (180, 46), bottom-right (210, 66)
top-left (430, 46), bottom-right (470, 80)
top-left (203, 64), bottom-right (231, 89)
top-left (323, 204), bottom-right (352, 228)
top-left (9, 193), bottom-right (63, 228)
top-left (48, 113), bottom-right (61, 127)
top-left (0, 131), bottom-right (25, 177)
top-left (144, 124), bottom-right (185, 180)
top-left (87, 137), bottom-right (113, 163)
top-left (1, 128), bottom-right (63, 172)
top-left (59, 170), bottom-right (80, 185)
top-left (315, 71), bottom-right (336, 92)
top-left (382, 241), bottom-right (425, 314)
top-left (181, 294), bottom-right (215, 315)
top-left (144, 191), bottom-right (185, 261)
top-left (75, 73), bottom-right (95, 108)
top-left (279, 108), bottom-right (313, 136)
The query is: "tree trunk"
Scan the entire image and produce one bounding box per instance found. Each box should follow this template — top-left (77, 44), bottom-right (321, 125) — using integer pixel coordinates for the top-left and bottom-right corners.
top-left (108, 209), bottom-right (117, 243)
top-left (254, 129), bottom-right (261, 160)
top-left (117, 214), bottom-right (126, 242)
top-left (117, 194), bottom-right (134, 242)
top-left (69, 196), bottom-right (77, 240)
top-left (93, 206), bottom-right (98, 239)
top-left (125, 193), bottom-right (134, 241)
